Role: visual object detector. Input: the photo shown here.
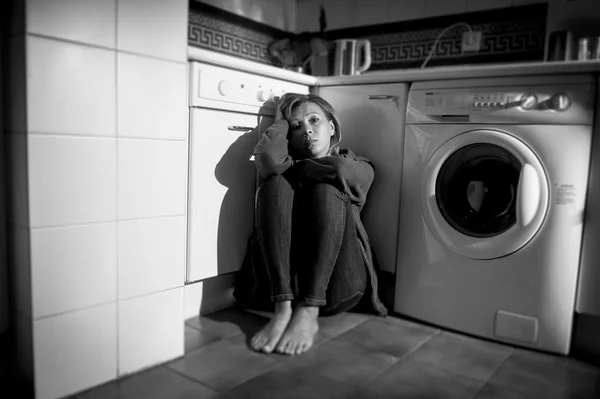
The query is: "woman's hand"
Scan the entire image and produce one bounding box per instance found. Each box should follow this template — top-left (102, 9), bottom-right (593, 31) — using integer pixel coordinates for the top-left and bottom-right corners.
top-left (274, 96), bottom-right (284, 121)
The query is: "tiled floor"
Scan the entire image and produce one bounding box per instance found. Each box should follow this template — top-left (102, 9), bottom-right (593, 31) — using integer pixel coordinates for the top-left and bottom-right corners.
top-left (64, 306), bottom-right (600, 399)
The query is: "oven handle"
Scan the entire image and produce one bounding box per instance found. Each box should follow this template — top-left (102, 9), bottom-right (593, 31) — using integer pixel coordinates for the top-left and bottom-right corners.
top-left (227, 125), bottom-right (255, 132)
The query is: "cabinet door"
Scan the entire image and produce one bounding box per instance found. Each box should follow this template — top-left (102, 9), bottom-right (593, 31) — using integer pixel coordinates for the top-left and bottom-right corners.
top-left (187, 109), bottom-right (270, 282)
top-left (318, 84), bottom-right (409, 274)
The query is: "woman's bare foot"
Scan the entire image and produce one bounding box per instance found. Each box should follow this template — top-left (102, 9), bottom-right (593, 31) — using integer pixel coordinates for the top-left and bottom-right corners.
top-left (250, 301), bottom-right (293, 353)
top-left (276, 305), bottom-right (319, 355)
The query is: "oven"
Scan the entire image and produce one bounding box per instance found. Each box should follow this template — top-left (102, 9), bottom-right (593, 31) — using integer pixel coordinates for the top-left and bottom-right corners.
top-left (186, 62), bottom-right (309, 283)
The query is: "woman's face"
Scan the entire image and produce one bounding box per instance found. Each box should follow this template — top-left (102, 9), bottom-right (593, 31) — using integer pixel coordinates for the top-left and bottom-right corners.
top-left (288, 102), bottom-right (335, 159)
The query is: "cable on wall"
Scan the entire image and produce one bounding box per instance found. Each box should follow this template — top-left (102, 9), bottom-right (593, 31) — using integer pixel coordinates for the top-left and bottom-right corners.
top-left (421, 22), bottom-right (474, 68)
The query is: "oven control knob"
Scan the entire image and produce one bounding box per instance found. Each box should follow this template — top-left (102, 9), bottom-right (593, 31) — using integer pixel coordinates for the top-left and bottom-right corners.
top-left (218, 80), bottom-right (233, 96)
top-left (550, 93), bottom-right (571, 111)
top-left (519, 93), bottom-right (538, 110)
top-left (257, 89), bottom-right (272, 102)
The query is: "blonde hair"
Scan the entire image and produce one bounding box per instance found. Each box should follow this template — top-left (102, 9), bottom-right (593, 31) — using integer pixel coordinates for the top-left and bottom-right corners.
top-left (278, 93), bottom-right (342, 156)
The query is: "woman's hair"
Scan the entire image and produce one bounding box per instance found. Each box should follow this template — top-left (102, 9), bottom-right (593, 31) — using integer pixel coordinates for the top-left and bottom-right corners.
top-left (278, 93), bottom-right (342, 156)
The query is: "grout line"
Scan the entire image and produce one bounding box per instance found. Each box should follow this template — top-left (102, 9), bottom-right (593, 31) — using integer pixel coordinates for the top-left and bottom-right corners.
top-left (25, 32), bottom-right (186, 66)
top-left (467, 346), bottom-right (515, 399)
top-left (160, 364), bottom-right (220, 392)
top-left (27, 214), bottom-right (186, 231)
top-left (32, 300), bottom-right (118, 321)
top-left (27, 131), bottom-right (187, 142)
top-left (115, 0), bottom-right (120, 377)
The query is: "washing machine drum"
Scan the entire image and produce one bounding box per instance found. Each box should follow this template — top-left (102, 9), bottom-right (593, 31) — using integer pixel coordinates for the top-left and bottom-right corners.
top-left (421, 129), bottom-right (549, 260)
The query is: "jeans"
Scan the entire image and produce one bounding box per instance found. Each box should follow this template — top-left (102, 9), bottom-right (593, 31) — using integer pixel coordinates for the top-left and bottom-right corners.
top-left (255, 174), bottom-right (367, 315)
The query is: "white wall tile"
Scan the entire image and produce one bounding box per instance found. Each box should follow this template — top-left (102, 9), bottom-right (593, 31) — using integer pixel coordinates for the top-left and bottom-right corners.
top-left (7, 226), bottom-right (31, 317)
top-left (26, 36), bottom-right (116, 137)
top-left (388, 0), bottom-right (427, 22)
top-left (27, 0), bottom-right (116, 48)
top-left (355, 0), bottom-right (388, 26)
top-left (117, 54), bottom-right (187, 140)
top-left (33, 303), bottom-right (117, 399)
top-left (31, 223), bottom-right (117, 319)
top-left (4, 36), bottom-right (26, 133)
top-left (118, 288), bottom-right (184, 375)
top-left (467, 0), bottom-right (511, 11)
top-left (4, 133), bottom-right (29, 227)
top-left (118, 216), bottom-right (185, 300)
top-left (118, 139), bottom-right (187, 220)
top-left (28, 135), bottom-right (117, 228)
top-left (118, 0), bottom-right (187, 61)
top-left (425, 0), bottom-right (467, 17)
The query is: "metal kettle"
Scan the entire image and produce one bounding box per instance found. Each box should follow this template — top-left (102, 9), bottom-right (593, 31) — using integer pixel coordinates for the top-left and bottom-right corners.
top-left (333, 39), bottom-right (372, 76)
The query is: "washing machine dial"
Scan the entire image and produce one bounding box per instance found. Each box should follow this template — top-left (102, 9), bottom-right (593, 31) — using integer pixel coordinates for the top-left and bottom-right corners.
top-left (549, 93), bottom-right (571, 111)
top-left (519, 93), bottom-right (538, 110)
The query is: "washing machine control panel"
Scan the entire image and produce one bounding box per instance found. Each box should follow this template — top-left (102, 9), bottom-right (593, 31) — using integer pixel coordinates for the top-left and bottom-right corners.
top-left (408, 81), bottom-right (594, 125)
top-left (471, 92), bottom-right (570, 111)
top-left (471, 91), bottom-right (578, 113)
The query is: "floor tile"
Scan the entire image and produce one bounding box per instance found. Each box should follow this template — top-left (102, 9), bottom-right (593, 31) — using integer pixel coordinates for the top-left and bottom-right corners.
top-left (165, 338), bottom-right (279, 392)
top-left (405, 330), bottom-right (513, 382)
top-left (487, 348), bottom-right (600, 399)
top-left (229, 362), bottom-right (355, 399)
top-left (227, 329), bottom-right (331, 362)
top-left (185, 307), bottom-right (268, 339)
top-left (346, 360), bottom-right (484, 399)
top-left (185, 325), bottom-right (221, 354)
top-left (74, 365), bottom-right (217, 399)
top-left (336, 317), bottom-right (438, 358)
top-left (318, 312), bottom-right (370, 338)
top-left (279, 339), bottom-right (398, 387)
top-left (473, 384), bottom-right (546, 399)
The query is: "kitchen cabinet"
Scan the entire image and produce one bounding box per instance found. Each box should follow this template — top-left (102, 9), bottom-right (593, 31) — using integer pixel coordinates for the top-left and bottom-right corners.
top-left (317, 83), bottom-right (410, 275)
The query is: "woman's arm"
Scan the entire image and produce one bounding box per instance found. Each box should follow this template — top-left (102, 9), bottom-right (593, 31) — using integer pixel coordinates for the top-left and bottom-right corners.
top-left (290, 150), bottom-right (375, 209)
top-left (253, 119), bottom-right (294, 178)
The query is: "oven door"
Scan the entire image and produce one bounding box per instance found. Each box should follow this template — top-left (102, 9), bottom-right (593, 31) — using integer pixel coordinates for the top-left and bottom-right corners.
top-left (186, 107), bottom-right (274, 282)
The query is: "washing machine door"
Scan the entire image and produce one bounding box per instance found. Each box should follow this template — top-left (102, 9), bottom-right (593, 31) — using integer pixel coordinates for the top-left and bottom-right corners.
top-left (421, 129), bottom-right (549, 260)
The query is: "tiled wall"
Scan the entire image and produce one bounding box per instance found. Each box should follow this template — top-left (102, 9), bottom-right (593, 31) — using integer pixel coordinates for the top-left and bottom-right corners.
top-left (3, 1), bottom-right (188, 398)
top-left (189, 0), bottom-right (548, 70)
top-left (295, 0), bottom-right (547, 32)
top-left (189, 1), bottom-right (288, 65)
top-left (192, 0), bottom-right (296, 31)
top-left (325, 3), bottom-right (548, 70)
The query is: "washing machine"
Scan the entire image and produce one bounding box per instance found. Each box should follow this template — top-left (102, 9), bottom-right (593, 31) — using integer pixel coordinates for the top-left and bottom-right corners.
top-left (393, 74), bottom-right (597, 354)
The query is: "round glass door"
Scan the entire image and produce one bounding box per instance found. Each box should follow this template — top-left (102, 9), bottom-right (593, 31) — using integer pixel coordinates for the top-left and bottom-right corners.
top-left (436, 143), bottom-right (521, 238)
top-left (421, 129), bottom-right (549, 260)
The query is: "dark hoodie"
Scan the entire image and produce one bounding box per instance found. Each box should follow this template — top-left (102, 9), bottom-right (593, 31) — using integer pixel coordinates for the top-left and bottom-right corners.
top-left (236, 119), bottom-right (388, 316)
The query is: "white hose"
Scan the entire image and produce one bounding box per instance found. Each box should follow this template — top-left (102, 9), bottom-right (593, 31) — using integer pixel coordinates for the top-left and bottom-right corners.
top-left (421, 22), bottom-right (474, 68)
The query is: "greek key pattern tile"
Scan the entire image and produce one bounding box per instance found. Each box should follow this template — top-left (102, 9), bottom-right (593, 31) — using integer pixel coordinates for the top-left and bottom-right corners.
top-left (188, 11), bottom-right (275, 64)
top-left (367, 21), bottom-right (545, 70)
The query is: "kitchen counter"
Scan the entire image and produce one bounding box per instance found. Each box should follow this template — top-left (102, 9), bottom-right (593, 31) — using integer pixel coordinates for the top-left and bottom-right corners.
top-left (189, 47), bottom-right (600, 87)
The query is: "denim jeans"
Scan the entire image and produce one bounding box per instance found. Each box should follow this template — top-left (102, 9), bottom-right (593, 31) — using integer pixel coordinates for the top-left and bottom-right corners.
top-left (255, 174), bottom-right (367, 315)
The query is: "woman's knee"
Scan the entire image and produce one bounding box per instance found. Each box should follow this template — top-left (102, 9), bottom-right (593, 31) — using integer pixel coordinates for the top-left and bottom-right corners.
top-left (257, 175), bottom-right (294, 201)
top-left (301, 183), bottom-right (346, 203)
